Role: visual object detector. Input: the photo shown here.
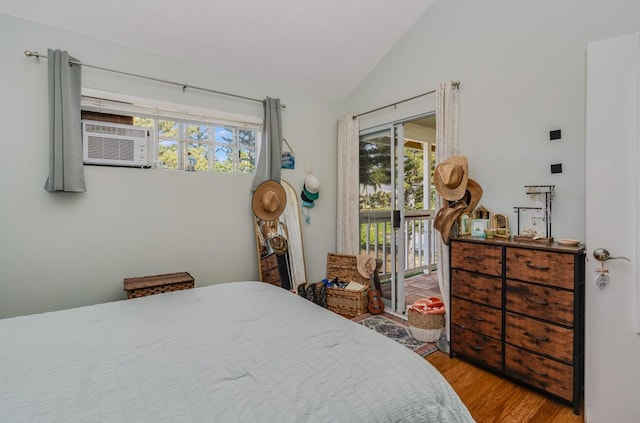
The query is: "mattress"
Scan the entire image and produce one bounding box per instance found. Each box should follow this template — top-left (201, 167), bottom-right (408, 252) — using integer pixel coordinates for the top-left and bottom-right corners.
top-left (0, 281), bottom-right (474, 422)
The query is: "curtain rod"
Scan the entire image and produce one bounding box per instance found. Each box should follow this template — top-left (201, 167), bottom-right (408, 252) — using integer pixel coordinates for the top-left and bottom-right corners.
top-left (24, 50), bottom-right (286, 109)
top-left (353, 81), bottom-right (460, 119)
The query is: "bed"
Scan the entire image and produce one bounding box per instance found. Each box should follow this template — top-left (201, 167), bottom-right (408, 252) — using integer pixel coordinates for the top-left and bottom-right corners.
top-left (0, 282), bottom-right (474, 422)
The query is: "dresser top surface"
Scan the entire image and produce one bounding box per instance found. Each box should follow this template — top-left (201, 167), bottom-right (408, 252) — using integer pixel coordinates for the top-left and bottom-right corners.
top-left (452, 235), bottom-right (585, 254)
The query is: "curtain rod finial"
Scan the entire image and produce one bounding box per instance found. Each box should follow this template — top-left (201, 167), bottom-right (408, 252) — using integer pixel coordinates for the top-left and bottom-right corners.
top-left (24, 50), bottom-right (42, 63)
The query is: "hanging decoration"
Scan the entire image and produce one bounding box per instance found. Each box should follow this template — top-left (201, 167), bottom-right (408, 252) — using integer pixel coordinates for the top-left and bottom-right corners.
top-left (281, 138), bottom-right (296, 169)
top-left (300, 165), bottom-right (320, 224)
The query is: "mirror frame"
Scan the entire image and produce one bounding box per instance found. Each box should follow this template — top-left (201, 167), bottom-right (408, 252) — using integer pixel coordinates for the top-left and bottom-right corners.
top-left (254, 179), bottom-right (307, 291)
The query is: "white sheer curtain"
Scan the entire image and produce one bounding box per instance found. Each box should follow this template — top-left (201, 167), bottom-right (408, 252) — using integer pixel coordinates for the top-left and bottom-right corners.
top-left (336, 115), bottom-right (360, 255)
top-left (435, 81), bottom-right (460, 344)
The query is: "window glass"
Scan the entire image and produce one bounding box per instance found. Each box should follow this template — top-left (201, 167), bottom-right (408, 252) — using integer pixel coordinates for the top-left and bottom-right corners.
top-left (239, 129), bottom-right (255, 147)
top-left (159, 120), bottom-right (178, 138)
top-left (114, 115), bottom-right (257, 173)
top-left (239, 148), bottom-right (255, 174)
top-left (187, 143), bottom-right (210, 171)
top-left (214, 145), bottom-right (234, 172)
top-left (159, 140), bottom-right (179, 170)
top-left (187, 124), bottom-right (209, 141)
top-left (215, 127), bottom-right (234, 145)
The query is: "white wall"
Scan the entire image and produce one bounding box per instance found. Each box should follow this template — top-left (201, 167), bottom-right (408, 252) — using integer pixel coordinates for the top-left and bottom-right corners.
top-left (345, 0), bottom-right (640, 242)
top-left (345, 1), bottom-right (640, 421)
top-left (0, 13), bottom-right (341, 318)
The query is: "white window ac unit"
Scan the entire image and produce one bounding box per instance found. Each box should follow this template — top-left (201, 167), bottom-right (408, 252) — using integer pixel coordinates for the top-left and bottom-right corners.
top-left (82, 120), bottom-right (150, 167)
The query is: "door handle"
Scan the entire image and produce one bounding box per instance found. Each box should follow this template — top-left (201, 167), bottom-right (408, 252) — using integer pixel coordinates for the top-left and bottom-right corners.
top-left (593, 248), bottom-right (630, 262)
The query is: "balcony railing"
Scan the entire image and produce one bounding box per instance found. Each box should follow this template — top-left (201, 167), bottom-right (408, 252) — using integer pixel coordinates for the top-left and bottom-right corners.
top-left (360, 209), bottom-right (438, 278)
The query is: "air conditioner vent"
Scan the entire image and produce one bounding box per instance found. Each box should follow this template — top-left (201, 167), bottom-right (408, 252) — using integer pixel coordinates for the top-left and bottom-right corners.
top-left (84, 123), bottom-right (147, 139)
top-left (86, 136), bottom-right (135, 161)
top-left (82, 120), bottom-right (149, 167)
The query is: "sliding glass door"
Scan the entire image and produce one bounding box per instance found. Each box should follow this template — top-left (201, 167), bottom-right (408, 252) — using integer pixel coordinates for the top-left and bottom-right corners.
top-left (359, 115), bottom-right (436, 314)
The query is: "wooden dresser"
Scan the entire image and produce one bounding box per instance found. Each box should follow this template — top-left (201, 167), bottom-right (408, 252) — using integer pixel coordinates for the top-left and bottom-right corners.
top-left (449, 236), bottom-right (585, 414)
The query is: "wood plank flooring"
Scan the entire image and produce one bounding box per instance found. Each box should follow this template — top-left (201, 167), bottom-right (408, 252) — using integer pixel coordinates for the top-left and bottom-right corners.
top-left (426, 351), bottom-right (584, 422)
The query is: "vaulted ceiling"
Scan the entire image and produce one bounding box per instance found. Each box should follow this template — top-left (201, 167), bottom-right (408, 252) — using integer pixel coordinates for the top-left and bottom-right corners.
top-left (1, 0), bottom-right (435, 100)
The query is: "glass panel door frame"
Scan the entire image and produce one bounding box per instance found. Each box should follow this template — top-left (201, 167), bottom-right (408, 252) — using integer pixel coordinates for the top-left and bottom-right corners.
top-left (359, 113), bottom-right (433, 314)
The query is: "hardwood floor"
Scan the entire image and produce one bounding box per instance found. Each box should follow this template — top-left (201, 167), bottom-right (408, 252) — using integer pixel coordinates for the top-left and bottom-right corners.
top-left (426, 351), bottom-right (584, 422)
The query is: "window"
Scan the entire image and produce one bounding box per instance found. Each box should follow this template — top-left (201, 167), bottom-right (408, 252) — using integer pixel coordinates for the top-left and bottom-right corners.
top-left (80, 89), bottom-right (262, 174)
top-left (132, 117), bottom-right (257, 173)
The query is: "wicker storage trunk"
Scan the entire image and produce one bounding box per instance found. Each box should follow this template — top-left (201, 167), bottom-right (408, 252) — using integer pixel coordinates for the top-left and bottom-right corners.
top-left (326, 253), bottom-right (369, 285)
top-left (124, 272), bottom-right (195, 299)
top-left (326, 287), bottom-right (369, 317)
top-left (326, 253), bottom-right (369, 317)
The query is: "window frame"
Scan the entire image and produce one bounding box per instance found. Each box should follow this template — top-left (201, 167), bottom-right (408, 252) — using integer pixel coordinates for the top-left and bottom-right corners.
top-left (80, 88), bottom-right (262, 174)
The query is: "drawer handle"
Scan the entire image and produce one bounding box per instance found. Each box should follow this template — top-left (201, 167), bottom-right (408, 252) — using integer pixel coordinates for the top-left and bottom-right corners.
top-left (471, 315), bottom-right (485, 321)
top-left (526, 297), bottom-right (549, 306)
top-left (465, 255), bottom-right (485, 261)
top-left (471, 345), bottom-right (484, 351)
top-left (525, 365), bottom-right (548, 377)
top-left (525, 332), bottom-right (550, 342)
top-left (526, 263), bottom-right (550, 271)
top-left (469, 285), bottom-right (489, 291)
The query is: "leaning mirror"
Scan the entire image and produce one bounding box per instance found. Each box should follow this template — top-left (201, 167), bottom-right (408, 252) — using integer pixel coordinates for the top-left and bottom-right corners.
top-left (253, 179), bottom-right (307, 291)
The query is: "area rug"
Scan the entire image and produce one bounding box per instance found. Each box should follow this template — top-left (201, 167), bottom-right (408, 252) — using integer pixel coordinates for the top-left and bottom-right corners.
top-left (352, 312), bottom-right (438, 357)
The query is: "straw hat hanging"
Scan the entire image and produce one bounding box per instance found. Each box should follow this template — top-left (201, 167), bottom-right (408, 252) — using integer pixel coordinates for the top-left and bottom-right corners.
top-left (434, 156), bottom-right (469, 201)
top-left (252, 180), bottom-right (287, 221)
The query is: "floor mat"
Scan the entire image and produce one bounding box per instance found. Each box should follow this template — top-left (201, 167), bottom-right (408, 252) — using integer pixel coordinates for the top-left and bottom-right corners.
top-left (352, 312), bottom-right (438, 357)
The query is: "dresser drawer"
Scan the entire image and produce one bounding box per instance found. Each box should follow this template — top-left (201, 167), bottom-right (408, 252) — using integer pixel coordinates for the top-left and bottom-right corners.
top-left (506, 248), bottom-right (575, 289)
top-left (506, 280), bottom-right (574, 327)
top-left (451, 269), bottom-right (502, 308)
top-left (452, 298), bottom-right (502, 340)
top-left (452, 326), bottom-right (502, 370)
top-left (451, 242), bottom-right (502, 276)
top-left (261, 253), bottom-right (279, 270)
top-left (262, 267), bottom-right (282, 286)
top-left (505, 345), bottom-right (574, 401)
top-left (505, 312), bottom-right (574, 363)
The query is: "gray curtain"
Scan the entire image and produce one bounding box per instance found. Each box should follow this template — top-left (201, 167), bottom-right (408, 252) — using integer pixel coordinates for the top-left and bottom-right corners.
top-left (44, 49), bottom-right (86, 193)
top-left (251, 97), bottom-right (282, 190)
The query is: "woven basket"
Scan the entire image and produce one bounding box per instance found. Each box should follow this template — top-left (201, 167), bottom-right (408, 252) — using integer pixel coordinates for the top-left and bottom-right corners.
top-left (408, 308), bottom-right (445, 342)
top-left (124, 272), bottom-right (195, 299)
top-left (326, 286), bottom-right (369, 318)
top-left (326, 253), bottom-right (369, 285)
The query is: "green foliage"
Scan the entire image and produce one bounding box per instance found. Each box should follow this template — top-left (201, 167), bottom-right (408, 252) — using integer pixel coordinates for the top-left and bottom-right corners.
top-left (403, 148), bottom-right (424, 210)
top-left (359, 140), bottom-right (430, 252)
top-left (359, 222), bottom-right (391, 251)
top-left (359, 142), bottom-right (391, 191)
top-left (187, 144), bottom-right (211, 171)
top-left (359, 141), bottom-right (426, 212)
top-left (133, 117), bottom-right (154, 128)
top-left (132, 116), bottom-right (256, 173)
top-left (159, 144), bottom-right (178, 169)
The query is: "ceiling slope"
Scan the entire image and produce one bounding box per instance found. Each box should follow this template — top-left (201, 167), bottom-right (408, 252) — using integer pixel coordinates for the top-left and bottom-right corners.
top-left (1, 0), bottom-right (435, 99)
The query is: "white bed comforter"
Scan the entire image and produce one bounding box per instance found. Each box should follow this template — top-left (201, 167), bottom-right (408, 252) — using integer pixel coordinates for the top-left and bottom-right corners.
top-left (0, 282), bottom-right (474, 422)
